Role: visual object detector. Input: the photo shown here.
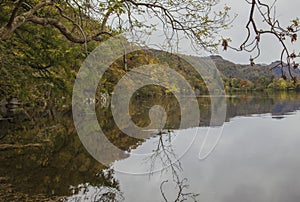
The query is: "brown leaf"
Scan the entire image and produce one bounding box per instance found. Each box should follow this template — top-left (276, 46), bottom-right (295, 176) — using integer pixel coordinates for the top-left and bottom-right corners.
top-left (291, 34), bottom-right (297, 42)
top-left (222, 39), bottom-right (228, 51)
top-left (255, 35), bottom-right (260, 42)
top-left (250, 58), bottom-right (255, 66)
top-left (288, 26), bottom-right (294, 32)
top-left (290, 53), bottom-right (297, 59)
top-left (282, 75), bottom-right (287, 80)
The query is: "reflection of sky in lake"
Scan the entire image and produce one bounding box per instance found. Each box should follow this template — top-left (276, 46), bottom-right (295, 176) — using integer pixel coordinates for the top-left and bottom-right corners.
top-left (114, 111), bottom-right (300, 202)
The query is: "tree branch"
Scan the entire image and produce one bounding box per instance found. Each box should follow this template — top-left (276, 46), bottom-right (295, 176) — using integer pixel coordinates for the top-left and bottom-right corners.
top-left (223, 0), bottom-right (300, 82)
top-left (28, 16), bottom-right (111, 43)
top-left (0, 0), bottom-right (54, 40)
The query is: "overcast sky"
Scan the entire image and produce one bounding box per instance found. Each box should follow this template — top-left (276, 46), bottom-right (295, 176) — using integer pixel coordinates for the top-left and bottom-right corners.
top-left (217, 0), bottom-right (300, 64)
top-left (132, 0), bottom-right (300, 65)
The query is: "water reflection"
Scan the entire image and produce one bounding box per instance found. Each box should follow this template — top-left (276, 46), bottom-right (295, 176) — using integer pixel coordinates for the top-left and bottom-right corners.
top-left (66, 169), bottom-right (124, 201)
top-left (0, 91), bottom-right (300, 201)
top-left (114, 98), bottom-right (300, 202)
top-left (146, 130), bottom-right (199, 202)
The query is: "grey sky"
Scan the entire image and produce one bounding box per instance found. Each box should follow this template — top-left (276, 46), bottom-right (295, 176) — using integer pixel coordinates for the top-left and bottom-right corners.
top-left (126, 0), bottom-right (300, 65)
top-left (218, 0), bottom-right (300, 64)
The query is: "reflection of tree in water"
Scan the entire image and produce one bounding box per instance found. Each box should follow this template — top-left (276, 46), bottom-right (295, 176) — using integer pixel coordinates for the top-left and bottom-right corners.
top-left (147, 130), bottom-right (199, 202)
top-left (66, 169), bottom-right (124, 202)
top-left (66, 184), bottom-right (124, 202)
top-left (2, 92), bottom-right (300, 200)
top-left (160, 178), bottom-right (199, 202)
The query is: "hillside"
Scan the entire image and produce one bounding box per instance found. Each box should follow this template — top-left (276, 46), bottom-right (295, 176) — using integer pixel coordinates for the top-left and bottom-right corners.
top-left (208, 55), bottom-right (276, 81)
top-left (267, 61), bottom-right (300, 79)
top-left (209, 55), bottom-right (300, 81)
top-left (206, 55), bottom-right (300, 91)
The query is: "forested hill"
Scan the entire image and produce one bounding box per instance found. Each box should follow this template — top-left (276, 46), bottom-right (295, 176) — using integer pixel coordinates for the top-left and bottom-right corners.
top-left (209, 55), bottom-right (300, 81)
top-left (209, 55), bottom-right (276, 81)
top-left (148, 50), bottom-right (300, 91)
top-left (207, 55), bottom-right (300, 91)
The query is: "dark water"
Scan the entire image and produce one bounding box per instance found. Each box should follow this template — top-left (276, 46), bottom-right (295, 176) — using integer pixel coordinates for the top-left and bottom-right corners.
top-left (1, 91), bottom-right (300, 201)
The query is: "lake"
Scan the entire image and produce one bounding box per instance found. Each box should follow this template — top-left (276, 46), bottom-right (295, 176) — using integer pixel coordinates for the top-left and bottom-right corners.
top-left (0, 91), bottom-right (300, 201)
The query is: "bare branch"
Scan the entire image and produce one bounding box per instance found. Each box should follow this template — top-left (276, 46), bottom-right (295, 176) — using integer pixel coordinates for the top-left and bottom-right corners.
top-left (223, 0), bottom-right (300, 82)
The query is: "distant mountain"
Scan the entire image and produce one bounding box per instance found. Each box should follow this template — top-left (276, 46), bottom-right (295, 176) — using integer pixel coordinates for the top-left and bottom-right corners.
top-left (208, 55), bottom-right (300, 81)
top-left (267, 61), bottom-right (300, 79)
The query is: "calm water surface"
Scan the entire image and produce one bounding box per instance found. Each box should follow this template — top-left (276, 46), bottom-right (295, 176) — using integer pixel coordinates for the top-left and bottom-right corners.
top-left (1, 92), bottom-right (300, 201)
top-left (113, 111), bottom-right (300, 202)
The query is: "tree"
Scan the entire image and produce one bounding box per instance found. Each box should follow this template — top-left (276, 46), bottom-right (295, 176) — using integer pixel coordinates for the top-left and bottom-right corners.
top-left (222, 0), bottom-right (300, 82)
top-left (0, 0), bottom-right (230, 51)
top-left (0, 8), bottom-right (85, 102)
top-left (1, 0), bottom-right (300, 81)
